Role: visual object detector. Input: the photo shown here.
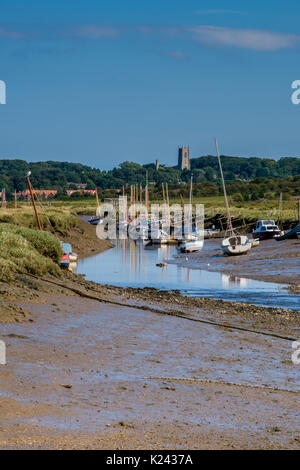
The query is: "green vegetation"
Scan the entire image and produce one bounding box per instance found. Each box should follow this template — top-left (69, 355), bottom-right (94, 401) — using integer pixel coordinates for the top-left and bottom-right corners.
top-left (0, 207), bottom-right (79, 235)
top-left (0, 224), bottom-right (62, 282)
top-left (0, 157), bottom-right (299, 197)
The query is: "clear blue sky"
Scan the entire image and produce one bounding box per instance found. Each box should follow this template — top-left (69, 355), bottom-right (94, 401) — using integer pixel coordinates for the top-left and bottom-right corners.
top-left (1, 0), bottom-right (300, 169)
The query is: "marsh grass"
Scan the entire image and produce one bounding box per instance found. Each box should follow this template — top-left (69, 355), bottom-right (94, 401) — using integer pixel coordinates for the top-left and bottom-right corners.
top-left (0, 224), bottom-right (62, 282)
top-left (0, 207), bottom-right (79, 235)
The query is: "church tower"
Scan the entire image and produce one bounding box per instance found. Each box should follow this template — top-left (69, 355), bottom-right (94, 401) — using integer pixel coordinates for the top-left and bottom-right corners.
top-left (178, 146), bottom-right (190, 170)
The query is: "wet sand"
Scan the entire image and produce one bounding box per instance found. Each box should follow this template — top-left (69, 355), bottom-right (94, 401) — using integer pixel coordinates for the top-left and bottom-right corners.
top-left (169, 237), bottom-right (300, 288)
top-left (0, 273), bottom-right (299, 449)
top-left (0, 223), bottom-right (299, 449)
top-left (62, 218), bottom-right (114, 259)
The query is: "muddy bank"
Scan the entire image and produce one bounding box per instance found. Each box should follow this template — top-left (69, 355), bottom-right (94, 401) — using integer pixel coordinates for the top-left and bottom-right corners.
top-left (62, 218), bottom-right (113, 258)
top-left (169, 237), bottom-right (300, 287)
top-left (0, 289), bottom-right (299, 449)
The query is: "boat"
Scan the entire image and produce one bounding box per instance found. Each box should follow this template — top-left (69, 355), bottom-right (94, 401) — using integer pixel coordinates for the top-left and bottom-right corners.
top-left (275, 223), bottom-right (300, 241)
top-left (150, 228), bottom-right (169, 244)
top-left (69, 252), bottom-right (78, 262)
top-left (215, 139), bottom-right (252, 256)
top-left (88, 189), bottom-right (104, 225)
top-left (177, 176), bottom-right (204, 253)
top-left (251, 238), bottom-right (260, 248)
top-left (297, 232), bottom-right (300, 239)
top-left (222, 234), bottom-right (252, 255)
top-left (204, 227), bottom-right (221, 238)
top-left (178, 238), bottom-right (204, 253)
top-left (253, 220), bottom-right (281, 240)
top-left (59, 253), bottom-right (70, 269)
top-left (88, 216), bottom-right (103, 225)
top-left (61, 242), bottom-right (78, 263)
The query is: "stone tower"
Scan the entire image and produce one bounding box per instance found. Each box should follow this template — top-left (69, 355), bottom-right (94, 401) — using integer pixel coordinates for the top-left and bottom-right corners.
top-left (178, 146), bottom-right (190, 170)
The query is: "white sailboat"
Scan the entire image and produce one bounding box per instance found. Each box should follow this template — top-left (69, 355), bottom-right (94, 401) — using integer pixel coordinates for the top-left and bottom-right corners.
top-left (178, 174), bottom-right (204, 253)
top-left (215, 139), bottom-right (252, 256)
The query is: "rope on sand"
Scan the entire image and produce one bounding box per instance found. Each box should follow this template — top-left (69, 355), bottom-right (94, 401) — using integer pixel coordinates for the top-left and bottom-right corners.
top-left (145, 376), bottom-right (299, 395)
top-left (25, 274), bottom-right (298, 343)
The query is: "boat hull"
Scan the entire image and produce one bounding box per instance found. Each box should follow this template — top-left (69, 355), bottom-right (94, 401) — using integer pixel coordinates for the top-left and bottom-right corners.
top-left (178, 240), bottom-right (204, 253)
top-left (275, 224), bottom-right (300, 241)
top-left (222, 235), bottom-right (252, 256)
top-left (253, 230), bottom-right (280, 240)
top-left (88, 217), bottom-right (103, 225)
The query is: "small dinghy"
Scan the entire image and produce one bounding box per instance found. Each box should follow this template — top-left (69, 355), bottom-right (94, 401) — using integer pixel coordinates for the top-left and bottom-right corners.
top-left (61, 242), bottom-right (78, 263)
top-left (60, 254), bottom-right (70, 269)
top-left (178, 238), bottom-right (204, 253)
top-left (215, 139), bottom-right (252, 257)
top-left (251, 238), bottom-right (260, 248)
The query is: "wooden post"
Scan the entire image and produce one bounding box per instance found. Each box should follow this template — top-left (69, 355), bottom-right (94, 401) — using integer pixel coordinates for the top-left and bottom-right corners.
top-left (166, 183), bottom-right (169, 207)
top-left (1, 188), bottom-right (6, 208)
top-left (26, 176), bottom-right (42, 231)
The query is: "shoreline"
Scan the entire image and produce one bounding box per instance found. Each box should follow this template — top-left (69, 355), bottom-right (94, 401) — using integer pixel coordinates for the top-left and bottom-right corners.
top-left (167, 237), bottom-right (300, 289)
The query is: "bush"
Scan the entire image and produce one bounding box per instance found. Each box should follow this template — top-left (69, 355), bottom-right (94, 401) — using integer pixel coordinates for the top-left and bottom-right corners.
top-left (0, 224), bottom-right (62, 281)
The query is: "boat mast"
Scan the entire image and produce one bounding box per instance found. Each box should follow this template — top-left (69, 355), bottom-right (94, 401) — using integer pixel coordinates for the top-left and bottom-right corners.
top-left (26, 172), bottom-right (42, 231)
top-left (215, 139), bottom-right (233, 236)
top-left (189, 174), bottom-right (193, 206)
top-left (95, 188), bottom-right (100, 216)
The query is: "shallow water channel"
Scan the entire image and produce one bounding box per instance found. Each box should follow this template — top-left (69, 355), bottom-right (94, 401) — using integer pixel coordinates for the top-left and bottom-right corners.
top-left (76, 240), bottom-right (300, 310)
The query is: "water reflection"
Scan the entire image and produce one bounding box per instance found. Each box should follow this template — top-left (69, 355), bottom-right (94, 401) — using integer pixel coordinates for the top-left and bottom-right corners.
top-left (222, 274), bottom-right (249, 288)
top-left (76, 240), bottom-right (300, 310)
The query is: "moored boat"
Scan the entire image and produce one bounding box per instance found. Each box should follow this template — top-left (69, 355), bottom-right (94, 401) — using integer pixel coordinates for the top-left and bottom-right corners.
top-left (251, 238), bottom-right (260, 248)
top-left (60, 253), bottom-right (70, 269)
top-left (215, 139), bottom-right (252, 256)
top-left (275, 223), bottom-right (300, 241)
top-left (61, 242), bottom-right (78, 263)
top-left (253, 220), bottom-right (281, 240)
top-left (88, 189), bottom-right (104, 225)
top-left (88, 216), bottom-right (104, 225)
top-left (222, 235), bottom-right (252, 256)
top-left (178, 238), bottom-right (204, 253)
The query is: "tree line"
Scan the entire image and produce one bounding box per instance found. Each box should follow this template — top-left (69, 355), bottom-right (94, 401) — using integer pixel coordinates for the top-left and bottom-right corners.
top-left (0, 156), bottom-right (299, 200)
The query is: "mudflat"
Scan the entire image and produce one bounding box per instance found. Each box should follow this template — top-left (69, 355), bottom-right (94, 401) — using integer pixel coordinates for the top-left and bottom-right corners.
top-left (0, 268), bottom-right (299, 449)
top-left (169, 237), bottom-right (300, 288)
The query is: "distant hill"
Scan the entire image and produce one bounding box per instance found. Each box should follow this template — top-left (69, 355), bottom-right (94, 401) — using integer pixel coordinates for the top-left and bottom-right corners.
top-left (0, 156), bottom-right (299, 196)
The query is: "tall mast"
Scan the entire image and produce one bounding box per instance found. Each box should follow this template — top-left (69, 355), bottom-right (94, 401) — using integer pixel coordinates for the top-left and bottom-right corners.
top-left (26, 173), bottom-right (42, 231)
top-left (189, 174), bottom-right (193, 206)
top-left (166, 183), bottom-right (169, 207)
top-left (162, 183), bottom-right (166, 204)
top-left (215, 139), bottom-right (233, 235)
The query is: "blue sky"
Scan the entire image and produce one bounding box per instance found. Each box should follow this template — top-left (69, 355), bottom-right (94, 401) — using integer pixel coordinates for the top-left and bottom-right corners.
top-left (1, 0), bottom-right (300, 169)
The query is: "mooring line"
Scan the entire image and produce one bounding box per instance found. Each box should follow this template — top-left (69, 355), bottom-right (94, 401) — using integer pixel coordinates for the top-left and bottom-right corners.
top-left (145, 376), bottom-right (299, 394)
top-left (25, 274), bottom-right (297, 342)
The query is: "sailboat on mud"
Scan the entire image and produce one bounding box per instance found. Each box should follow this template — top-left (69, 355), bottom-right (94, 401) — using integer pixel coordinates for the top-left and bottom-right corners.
top-left (215, 139), bottom-right (252, 256)
top-left (177, 174), bottom-right (204, 253)
top-left (88, 189), bottom-right (104, 225)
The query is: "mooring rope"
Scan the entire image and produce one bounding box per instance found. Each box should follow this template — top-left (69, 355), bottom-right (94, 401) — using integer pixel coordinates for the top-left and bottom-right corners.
top-left (24, 273), bottom-right (298, 342)
top-left (145, 376), bottom-right (299, 395)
